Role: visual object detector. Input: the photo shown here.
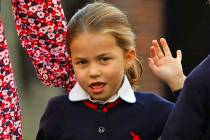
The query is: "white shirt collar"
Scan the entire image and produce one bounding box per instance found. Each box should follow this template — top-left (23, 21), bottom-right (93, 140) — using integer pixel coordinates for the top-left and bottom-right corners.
top-left (68, 76), bottom-right (136, 104)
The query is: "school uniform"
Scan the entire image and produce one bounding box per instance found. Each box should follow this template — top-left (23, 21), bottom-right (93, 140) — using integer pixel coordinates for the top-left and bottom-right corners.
top-left (161, 55), bottom-right (210, 140)
top-left (36, 76), bottom-right (174, 140)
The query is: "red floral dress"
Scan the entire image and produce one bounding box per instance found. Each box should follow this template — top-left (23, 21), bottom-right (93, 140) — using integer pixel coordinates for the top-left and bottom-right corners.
top-left (0, 0), bottom-right (76, 139)
top-left (0, 20), bottom-right (22, 140)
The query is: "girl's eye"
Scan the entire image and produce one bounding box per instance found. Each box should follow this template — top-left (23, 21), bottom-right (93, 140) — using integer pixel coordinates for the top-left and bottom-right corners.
top-left (76, 60), bottom-right (88, 65)
top-left (100, 57), bottom-right (111, 63)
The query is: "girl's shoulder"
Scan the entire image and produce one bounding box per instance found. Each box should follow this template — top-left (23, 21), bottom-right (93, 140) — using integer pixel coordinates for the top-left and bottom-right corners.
top-left (134, 91), bottom-right (174, 108)
top-left (133, 91), bottom-right (174, 127)
top-left (48, 94), bottom-right (69, 106)
top-left (134, 91), bottom-right (170, 102)
top-left (44, 94), bottom-right (71, 115)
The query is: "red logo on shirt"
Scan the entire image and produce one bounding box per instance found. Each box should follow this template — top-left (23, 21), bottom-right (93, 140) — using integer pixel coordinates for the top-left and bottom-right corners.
top-left (130, 131), bottom-right (141, 140)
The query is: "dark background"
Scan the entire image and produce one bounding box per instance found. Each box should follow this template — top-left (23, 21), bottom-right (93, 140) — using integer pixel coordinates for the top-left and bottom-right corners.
top-left (165, 0), bottom-right (210, 101)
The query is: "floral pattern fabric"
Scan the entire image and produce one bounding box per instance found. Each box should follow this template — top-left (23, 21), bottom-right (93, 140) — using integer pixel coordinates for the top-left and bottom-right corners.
top-left (0, 0), bottom-right (76, 139)
top-left (12, 0), bottom-right (76, 92)
top-left (0, 20), bottom-right (22, 140)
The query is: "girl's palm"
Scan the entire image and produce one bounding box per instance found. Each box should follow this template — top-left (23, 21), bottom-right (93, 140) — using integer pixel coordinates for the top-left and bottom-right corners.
top-left (148, 38), bottom-right (185, 91)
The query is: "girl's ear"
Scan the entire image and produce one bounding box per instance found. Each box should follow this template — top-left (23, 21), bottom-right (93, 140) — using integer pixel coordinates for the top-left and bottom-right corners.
top-left (125, 48), bottom-right (136, 69)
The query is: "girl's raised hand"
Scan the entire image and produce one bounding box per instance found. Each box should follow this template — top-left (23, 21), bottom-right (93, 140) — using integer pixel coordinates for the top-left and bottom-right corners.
top-left (148, 38), bottom-right (186, 92)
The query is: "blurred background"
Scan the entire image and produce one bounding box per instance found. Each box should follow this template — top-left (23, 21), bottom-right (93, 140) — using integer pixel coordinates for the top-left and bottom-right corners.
top-left (0, 0), bottom-right (210, 139)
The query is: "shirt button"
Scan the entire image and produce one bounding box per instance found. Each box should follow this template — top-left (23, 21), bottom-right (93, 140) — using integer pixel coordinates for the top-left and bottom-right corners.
top-left (98, 126), bottom-right (106, 134)
top-left (97, 105), bottom-right (103, 111)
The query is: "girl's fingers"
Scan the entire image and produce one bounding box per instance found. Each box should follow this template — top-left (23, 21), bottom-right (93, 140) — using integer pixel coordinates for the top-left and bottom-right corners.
top-left (148, 58), bottom-right (158, 72)
top-left (176, 50), bottom-right (182, 61)
top-left (152, 40), bottom-right (164, 58)
top-left (160, 38), bottom-right (172, 57)
top-left (149, 46), bottom-right (158, 63)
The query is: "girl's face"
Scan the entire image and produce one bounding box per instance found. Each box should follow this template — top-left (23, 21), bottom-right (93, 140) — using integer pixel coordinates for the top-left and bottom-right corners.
top-left (70, 32), bottom-right (136, 101)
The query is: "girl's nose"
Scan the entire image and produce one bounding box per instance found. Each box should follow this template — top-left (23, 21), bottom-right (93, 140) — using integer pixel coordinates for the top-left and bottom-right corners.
top-left (89, 64), bottom-right (101, 78)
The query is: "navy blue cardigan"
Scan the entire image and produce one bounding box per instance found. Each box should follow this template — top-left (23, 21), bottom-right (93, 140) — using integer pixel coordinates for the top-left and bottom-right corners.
top-left (36, 92), bottom-right (173, 140)
top-left (162, 55), bottom-right (210, 140)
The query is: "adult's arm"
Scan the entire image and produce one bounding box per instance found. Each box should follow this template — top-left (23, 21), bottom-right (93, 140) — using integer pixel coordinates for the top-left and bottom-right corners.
top-left (0, 19), bottom-right (22, 140)
top-left (11, 0), bottom-right (76, 92)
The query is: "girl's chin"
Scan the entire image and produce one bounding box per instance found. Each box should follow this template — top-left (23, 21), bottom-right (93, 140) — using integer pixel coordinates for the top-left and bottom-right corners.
top-left (89, 93), bottom-right (109, 101)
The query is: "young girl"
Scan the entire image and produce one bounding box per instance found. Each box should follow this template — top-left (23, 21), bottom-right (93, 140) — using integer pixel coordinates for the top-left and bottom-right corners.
top-left (36, 2), bottom-right (185, 140)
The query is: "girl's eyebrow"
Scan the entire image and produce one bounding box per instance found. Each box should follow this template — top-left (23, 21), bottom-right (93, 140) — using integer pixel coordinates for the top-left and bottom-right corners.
top-left (97, 52), bottom-right (113, 57)
top-left (73, 57), bottom-right (86, 61)
top-left (73, 52), bottom-right (113, 60)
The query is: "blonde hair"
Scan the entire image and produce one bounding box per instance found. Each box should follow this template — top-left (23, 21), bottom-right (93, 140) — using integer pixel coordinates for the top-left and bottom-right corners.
top-left (66, 2), bottom-right (142, 90)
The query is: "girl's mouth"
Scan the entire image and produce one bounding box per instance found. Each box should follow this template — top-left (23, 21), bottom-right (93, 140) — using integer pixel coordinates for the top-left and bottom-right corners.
top-left (89, 82), bottom-right (105, 95)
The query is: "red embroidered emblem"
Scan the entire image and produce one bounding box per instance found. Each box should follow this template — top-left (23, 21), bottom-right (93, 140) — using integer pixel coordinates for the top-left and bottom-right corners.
top-left (130, 131), bottom-right (141, 140)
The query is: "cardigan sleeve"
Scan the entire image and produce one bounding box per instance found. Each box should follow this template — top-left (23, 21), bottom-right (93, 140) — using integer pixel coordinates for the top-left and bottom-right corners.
top-left (0, 19), bottom-right (22, 140)
top-left (11, 0), bottom-right (76, 92)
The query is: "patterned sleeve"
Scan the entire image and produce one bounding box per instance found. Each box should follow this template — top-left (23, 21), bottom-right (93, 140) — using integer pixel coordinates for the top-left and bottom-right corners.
top-left (11, 0), bottom-right (76, 92)
top-left (0, 20), bottom-right (22, 140)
